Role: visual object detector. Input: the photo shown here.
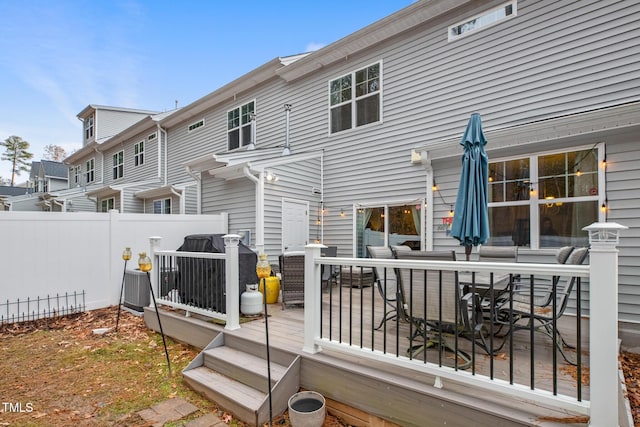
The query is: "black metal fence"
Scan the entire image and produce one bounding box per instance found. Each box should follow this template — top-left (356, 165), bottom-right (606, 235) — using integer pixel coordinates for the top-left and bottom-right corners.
top-left (0, 291), bottom-right (86, 326)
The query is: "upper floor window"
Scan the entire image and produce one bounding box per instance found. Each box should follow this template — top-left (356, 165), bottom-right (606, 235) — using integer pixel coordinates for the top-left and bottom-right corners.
top-left (329, 62), bottom-right (381, 134)
top-left (134, 141), bottom-right (144, 167)
top-left (188, 119), bottom-right (204, 132)
top-left (73, 166), bottom-right (81, 186)
top-left (486, 145), bottom-right (604, 249)
top-left (85, 158), bottom-right (95, 183)
top-left (153, 198), bottom-right (171, 214)
top-left (84, 116), bottom-right (94, 140)
top-left (227, 101), bottom-right (255, 150)
top-left (148, 132), bottom-right (157, 142)
top-left (100, 197), bottom-right (114, 212)
top-left (449, 1), bottom-right (516, 41)
top-left (113, 151), bottom-right (124, 180)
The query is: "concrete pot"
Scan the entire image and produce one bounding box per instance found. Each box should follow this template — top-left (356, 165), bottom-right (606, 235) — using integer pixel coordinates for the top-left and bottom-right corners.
top-left (287, 390), bottom-right (326, 427)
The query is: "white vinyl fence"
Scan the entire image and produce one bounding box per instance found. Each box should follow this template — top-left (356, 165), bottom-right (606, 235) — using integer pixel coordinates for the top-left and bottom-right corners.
top-left (0, 210), bottom-right (227, 313)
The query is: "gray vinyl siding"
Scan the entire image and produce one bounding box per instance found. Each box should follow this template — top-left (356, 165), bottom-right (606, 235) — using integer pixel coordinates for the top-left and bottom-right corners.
top-left (263, 158), bottom-right (322, 258)
top-left (102, 130), bottom-right (159, 187)
top-left (605, 133), bottom-right (640, 323)
top-left (66, 194), bottom-right (96, 212)
top-left (201, 175), bottom-right (255, 240)
top-left (96, 110), bottom-right (148, 144)
top-left (182, 184), bottom-right (198, 215)
top-left (165, 77), bottom-right (290, 184)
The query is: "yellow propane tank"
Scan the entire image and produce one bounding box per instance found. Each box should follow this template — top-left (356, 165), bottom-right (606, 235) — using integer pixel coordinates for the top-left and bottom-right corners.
top-left (259, 276), bottom-right (280, 304)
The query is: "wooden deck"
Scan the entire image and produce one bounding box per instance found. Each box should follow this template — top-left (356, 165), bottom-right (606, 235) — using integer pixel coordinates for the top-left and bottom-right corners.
top-left (146, 284), bottom-right (591, 426)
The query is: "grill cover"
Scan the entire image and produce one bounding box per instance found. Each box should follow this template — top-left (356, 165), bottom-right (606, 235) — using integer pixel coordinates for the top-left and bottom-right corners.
top-left (176, 234), bottom-right (258, 312)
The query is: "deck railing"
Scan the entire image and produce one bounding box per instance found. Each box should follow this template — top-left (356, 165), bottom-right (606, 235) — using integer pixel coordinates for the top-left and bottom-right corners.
top-left (149, 235), bottom-right (241, 330)
top-left (304, 222), bottom-right (625, 427)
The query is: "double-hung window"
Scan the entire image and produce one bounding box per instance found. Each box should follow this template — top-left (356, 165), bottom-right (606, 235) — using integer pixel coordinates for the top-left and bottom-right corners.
top-left (329, 62), bottom-right (381, 134)
top-left (153, 198), bottom-right (171, 214)
top-left (227, 101), bottom-right (255, 150)
top-left (487, 145), bottom-right (604, 249)
top-left (85, 158), bottom-right (95, 183)
top-left (73, 166), bottom-right (81, 186)
top-left (134, 141), bottom-right (144, 167)
top-left (113, 151), bottom-right (124, 180)
top-left (84, 116), bottom-right (94, 141)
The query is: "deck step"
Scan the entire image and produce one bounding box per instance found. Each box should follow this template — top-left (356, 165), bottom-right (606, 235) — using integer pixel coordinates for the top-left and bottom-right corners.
top-left (182, 333), bottom-right (301, 427)
top-left (183, 366), bottom-right (264, 423)
top-left (203, 346), bottom-right (288, 393)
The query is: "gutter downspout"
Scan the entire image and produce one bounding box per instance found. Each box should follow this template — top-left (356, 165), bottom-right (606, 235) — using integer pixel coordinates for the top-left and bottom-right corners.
top-left (243, 166), bottom-right (264, 254)
top-left (170, 187), bottom-right (182, 214)
top-left (159, 125), bottom-right (168, 185)
top-left (420, 150), bottom-right (434, 251)
top-left (185, 166), bottom-right (202, 214)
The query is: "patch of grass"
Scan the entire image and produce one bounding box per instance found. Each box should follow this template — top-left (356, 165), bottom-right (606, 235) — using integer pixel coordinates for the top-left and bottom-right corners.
top-left (0, 308), bottom-right (220, 427)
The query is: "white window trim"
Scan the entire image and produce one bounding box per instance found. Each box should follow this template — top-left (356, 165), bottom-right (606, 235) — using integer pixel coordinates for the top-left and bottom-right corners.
top-left (352, 197), bottom-right (425, 256)
top-left (488, 143), bottom-right (605, 250)
top-left (226, 99), bottom-right (256, 151)
top-left (153, 198), bottom-right (171, 215)
top-left (327, 60), bottom-right (384, 137)
top-left (448, 1), bottom-right (517, 42)
top-left (85, 158), bottom-right (95, 183)
top-left (113, 150), bottom-right (124, 180)
top-left (134, 140), bottom-right (144, 167)
top-left (101, 197), bottom-right (115, 212)
top-left (147, 132), bottom-right (157, 141)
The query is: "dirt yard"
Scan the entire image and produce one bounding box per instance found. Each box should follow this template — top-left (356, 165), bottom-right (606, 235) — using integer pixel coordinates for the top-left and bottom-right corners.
top-left (0, 306), bottom-right (638, 426)
top-left (0, 307), bottom-right (348, 426)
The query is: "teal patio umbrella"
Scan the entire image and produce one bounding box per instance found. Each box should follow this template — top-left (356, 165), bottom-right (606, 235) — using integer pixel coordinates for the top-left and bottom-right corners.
top-left (451, 113), bottom-right (490, 260)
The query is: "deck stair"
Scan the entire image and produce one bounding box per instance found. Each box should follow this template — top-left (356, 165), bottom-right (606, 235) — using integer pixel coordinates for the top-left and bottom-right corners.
top-left (182, 332), bottom-right (301, 427)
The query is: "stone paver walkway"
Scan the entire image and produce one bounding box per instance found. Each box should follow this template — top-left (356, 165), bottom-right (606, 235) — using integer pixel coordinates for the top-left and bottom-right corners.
top-left (137, 398), bottom-right (226, 427)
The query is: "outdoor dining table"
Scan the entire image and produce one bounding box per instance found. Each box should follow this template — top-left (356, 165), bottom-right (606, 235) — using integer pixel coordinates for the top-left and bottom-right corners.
top-left (458, 271), bottom-right (512, 304)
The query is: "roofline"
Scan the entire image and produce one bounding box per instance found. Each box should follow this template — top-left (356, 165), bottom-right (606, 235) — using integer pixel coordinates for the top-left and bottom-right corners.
top-left (277, 0), bottom-right (472, 82)
top-left (64, 140), bottom-right (99, 164)
top-left (76, 104), bottom-right (160, 120)
top-left (159, 57), bottom-right (285, 129)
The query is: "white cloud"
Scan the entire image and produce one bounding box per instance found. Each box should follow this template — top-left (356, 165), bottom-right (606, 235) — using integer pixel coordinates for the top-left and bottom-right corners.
top-left (305, 42), bottom-right (326, 52)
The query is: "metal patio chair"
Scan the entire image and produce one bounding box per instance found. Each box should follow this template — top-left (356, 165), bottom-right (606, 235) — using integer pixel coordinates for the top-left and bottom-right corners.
top-left (394, 250), bottom-right (491, 369)
top-left (495, 247), bottom-right (588, 364)
top-left (366, 245), bottom-right (400, 330)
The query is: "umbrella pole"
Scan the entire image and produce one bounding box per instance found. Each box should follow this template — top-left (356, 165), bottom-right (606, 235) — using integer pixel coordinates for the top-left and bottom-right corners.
top-left (465, 245), bottom-right (472, 261)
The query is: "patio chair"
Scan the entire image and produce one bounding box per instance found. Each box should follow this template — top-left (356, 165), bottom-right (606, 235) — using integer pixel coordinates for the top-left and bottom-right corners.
top-left (496, 247), bottom-right (589, 364)
top-left (394, 250), bottom-right (489, 369)
top-left (278, 251), bottom-right (306, 309)
top-left (320, 246), bottom-right (339, 290)
top-left (478, 245), bottom-right (518, 262)
top-left (366, 246), bottom-right (399, 330)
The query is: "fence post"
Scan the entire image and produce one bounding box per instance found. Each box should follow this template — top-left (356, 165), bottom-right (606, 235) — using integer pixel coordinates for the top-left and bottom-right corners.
top-left (583, 222), bottom-right (627, 427)
top-left (304, 244), bottom-right (325, 353)
top-left (148, 236), bottom-right (163, 301)
top-left (223, 234), bottom-right (241, 331)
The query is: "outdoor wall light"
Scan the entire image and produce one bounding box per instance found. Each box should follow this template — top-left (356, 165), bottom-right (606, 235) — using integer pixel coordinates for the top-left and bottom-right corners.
top-left (265, 171), bottom-right (279, 182)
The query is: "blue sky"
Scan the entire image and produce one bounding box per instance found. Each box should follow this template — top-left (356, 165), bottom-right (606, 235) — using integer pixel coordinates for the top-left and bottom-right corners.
top-left (0, 0), bottom-right (415, 183)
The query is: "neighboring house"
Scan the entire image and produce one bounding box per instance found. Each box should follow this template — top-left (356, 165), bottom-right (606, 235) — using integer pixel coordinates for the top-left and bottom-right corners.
top-left (0, 185), bottom-right (30, 211)
top-left (62, 105), bottom-right (162, 212)
top-left (145, 1), bottom-right (640, 330)
top-left (1, 160), bottom-right (68, 211)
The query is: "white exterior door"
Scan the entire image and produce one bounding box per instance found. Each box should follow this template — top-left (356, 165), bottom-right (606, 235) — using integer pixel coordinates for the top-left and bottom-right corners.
top-left (282, 199), bottom-right (309, 252)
